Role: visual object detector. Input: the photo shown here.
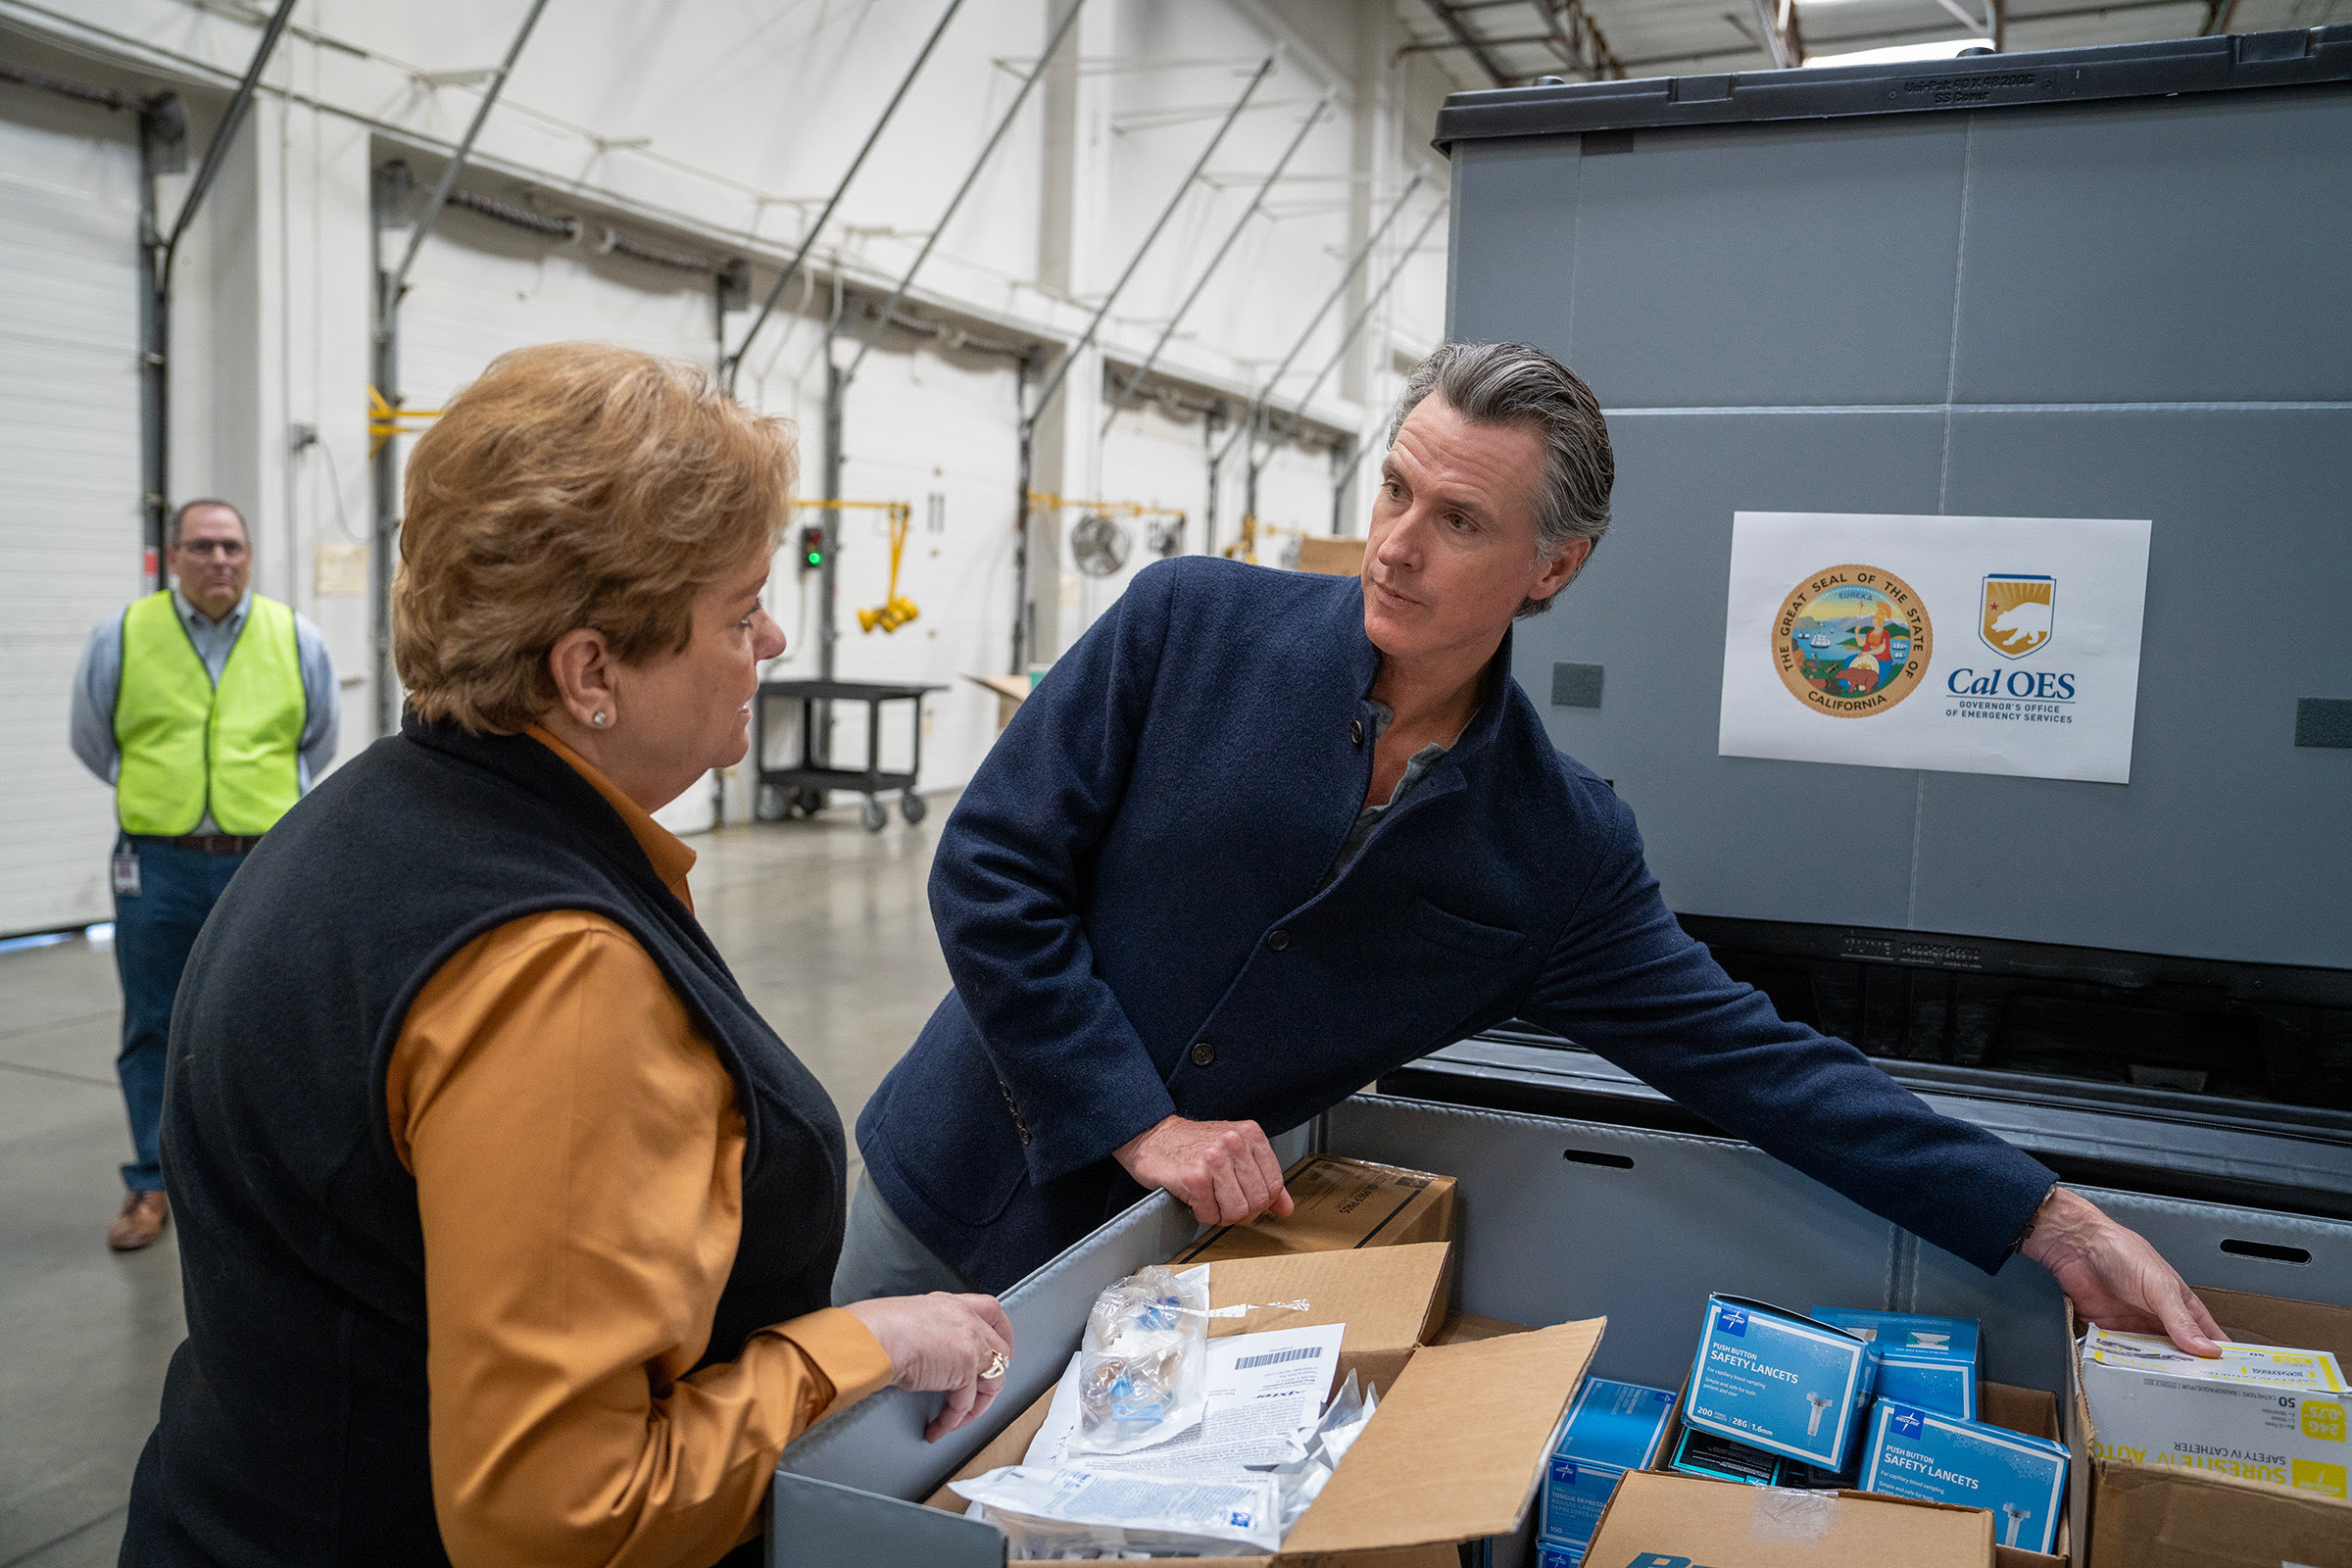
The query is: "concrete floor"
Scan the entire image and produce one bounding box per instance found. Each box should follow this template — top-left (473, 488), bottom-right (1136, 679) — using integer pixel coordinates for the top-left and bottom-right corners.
top-left (0, 804), bottom-right (953, 1567)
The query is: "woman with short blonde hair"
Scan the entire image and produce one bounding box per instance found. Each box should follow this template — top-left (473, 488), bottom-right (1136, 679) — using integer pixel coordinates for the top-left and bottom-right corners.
top-left (124, 342), bottom-right (1011, 1568)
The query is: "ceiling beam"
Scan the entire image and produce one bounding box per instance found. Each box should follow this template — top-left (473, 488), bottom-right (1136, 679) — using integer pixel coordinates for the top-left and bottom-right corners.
top-left (1421, 0), bottom-right (1516, 86)
top-left (1628, 0), bottom-right (2206, 72)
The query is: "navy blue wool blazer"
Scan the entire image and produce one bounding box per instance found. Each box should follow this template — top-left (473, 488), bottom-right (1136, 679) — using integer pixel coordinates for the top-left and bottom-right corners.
top-left (858, 558), bottom-right (2056, 1294)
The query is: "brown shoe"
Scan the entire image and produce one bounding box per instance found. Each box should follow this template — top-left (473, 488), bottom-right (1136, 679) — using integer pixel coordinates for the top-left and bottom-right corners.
top-left (108, 1190), bottom-right (171, 1251)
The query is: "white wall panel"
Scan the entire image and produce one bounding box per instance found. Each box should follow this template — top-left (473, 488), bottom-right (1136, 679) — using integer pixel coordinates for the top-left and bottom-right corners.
top-left (0, 99), bottom-right (145, 934)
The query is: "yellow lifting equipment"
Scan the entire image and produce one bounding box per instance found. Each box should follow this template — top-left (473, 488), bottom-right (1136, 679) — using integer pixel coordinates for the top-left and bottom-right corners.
top-left (367, 386), bottom-right (443, 459)
top-left (804, 500), bottom-right (920, 635)
top-left (1219, 512), bottom-right (1309, 565)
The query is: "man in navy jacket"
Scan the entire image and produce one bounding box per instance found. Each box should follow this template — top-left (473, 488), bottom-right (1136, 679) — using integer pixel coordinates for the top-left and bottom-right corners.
top-left (847, 343), bottom-right (2221, 1355)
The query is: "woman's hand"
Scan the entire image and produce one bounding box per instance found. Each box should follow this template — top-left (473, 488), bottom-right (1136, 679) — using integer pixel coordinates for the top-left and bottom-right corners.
top-left (1114, 1114), bottom-right (1296, 1227)
top-left (842, 1293), bottom-right (1015, 1442)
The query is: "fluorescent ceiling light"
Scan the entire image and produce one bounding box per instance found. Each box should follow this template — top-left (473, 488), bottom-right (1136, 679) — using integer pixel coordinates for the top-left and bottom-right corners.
top-left (1802, 39), bottom-right (1990, 68)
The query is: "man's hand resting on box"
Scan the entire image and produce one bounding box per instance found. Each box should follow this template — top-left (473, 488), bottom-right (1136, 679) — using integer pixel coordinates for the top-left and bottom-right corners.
top-left (1115, 1114), bottom-right (1296, 1228)
top-left (2021, 1186), bottom-right (2225, 1357)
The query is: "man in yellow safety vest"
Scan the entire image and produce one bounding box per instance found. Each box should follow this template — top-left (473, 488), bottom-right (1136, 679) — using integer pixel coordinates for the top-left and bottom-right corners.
top-left (70, 500), bottom-right (339, 1250)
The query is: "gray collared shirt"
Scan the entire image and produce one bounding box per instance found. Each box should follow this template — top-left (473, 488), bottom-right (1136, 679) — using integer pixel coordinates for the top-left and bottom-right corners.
top-left (70, 589), bottom-right (341, 835)
top-left (1322, 700), bottom-right (1447, 888)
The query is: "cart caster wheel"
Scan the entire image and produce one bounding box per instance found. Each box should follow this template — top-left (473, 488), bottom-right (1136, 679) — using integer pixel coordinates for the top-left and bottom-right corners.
top-left (900, 790), bottom-right (927, 825)
top-left (755, 785), bottom-right (786, 822)
top-left (793, 787), bottom-right (825, 818)
top-left (860, 797), bottom-right (888, 833)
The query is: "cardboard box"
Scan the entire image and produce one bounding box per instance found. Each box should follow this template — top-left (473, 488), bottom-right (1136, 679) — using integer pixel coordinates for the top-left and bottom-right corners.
top-left (1812, 1306), bottom-right (1982, 1420)
top-left (1295, 536), bottom-right (1367, 576)
top-left (1434, 1311), bottom-right (1533, 1346)
top-left (2084, 1461), bottom-right (2352, 1568)
top-left (2075, 1287), bottom-right (2352, 1567)
top-left (930, 1243), bottom-right (1601, 1565)
top-left (1682, 1297), bottom-right (1882, 1472)
top-left (1652, 1374), bottom-right (2070, 1564)
top-left (1582, 1468), bottom-right (1995, 1566)
top-left (1859, 1400), bottom-right (2069, 1554)
top-left (1978, 1381), bottom-right (2074, 1568)
top-left (1539, 1378), bottom-right (1677, 1561)
top-left (1169, 1155), bottom-right (1455, 1267)
top-left (2081, 1327), bottom-right (2346, 1496)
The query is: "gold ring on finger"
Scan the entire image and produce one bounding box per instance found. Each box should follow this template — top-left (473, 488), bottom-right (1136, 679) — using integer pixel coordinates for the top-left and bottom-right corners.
top-left (981, 1349), bottom-right (1008, 1381)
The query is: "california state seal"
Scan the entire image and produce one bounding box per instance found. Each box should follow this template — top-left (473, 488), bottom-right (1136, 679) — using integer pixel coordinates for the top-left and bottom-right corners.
top-left (1772, 564), bottom-right (1934, 717)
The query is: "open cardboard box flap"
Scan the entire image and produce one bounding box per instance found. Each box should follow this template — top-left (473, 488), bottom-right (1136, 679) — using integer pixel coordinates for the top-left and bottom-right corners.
top-left (1283, 1319), bottom-right (1603, 1556)
top-left (1201, 1243), bottom-right (1453, 1392)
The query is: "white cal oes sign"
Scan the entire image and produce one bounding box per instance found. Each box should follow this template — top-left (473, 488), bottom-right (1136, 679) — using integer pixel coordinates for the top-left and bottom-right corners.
top-left (1718, 513), bottom-right (2152, 784)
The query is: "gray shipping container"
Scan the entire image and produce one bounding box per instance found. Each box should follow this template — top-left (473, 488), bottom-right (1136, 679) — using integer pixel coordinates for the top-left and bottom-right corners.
top-left (1429, 29), bottom-right (2352, 1120)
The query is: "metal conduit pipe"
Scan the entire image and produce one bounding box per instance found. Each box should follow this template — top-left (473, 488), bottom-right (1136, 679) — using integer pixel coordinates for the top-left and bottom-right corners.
top-left (1270, 200), bottom-right (1449, 450)
top-left (841, 0), bottom-right (1087, 387)
top-left (141, 0), bottom-right (299, 581)
top-left (1020, 56), bottom-right (1274, 427)
top-left (1100, 95), bottom-right (1330, 435)
top-left (1208, 173), bottom-right (1424, 478)
top-left (723, 0), bottom-right (968, 397)
top-left (371, 0), bottom-right (553, 737)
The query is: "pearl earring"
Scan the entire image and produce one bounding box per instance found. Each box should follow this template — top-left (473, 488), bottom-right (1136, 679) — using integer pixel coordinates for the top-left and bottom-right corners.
top-left (592, 711), bottom-right (609, 727)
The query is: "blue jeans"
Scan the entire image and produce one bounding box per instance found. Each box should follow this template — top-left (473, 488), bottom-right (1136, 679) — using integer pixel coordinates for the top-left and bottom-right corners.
top-left (112, 836), bottom-right (248, 1191)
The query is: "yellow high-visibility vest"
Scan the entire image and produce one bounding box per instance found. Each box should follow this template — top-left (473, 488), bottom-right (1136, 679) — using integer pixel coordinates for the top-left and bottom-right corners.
top-left (114, 592), bottom-right (305, 836)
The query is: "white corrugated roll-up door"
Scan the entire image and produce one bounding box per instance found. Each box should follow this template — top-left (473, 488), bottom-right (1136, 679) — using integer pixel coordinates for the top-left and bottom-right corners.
top-left (0, 97), bottom-right (145, 935)
top-left (393, 201), bottom-right (730, 833)
top-left (828, 336), bottom-right (1024, 794)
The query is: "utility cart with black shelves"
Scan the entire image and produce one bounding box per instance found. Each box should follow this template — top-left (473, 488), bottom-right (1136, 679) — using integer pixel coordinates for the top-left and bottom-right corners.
top-left (751, 679), bottom-right (941, 832)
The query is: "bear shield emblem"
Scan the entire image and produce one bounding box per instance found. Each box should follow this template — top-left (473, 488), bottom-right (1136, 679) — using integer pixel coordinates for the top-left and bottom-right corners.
top-left (1980, 574), bottom-right (2053, 659)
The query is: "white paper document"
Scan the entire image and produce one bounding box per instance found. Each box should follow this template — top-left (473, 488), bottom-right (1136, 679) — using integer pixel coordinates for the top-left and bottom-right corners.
top-left (1026, 1322), bottom-right (1347, 1476)
top-left (950, 1466), bottom-right (1285, 1555)
top-left (1717, 512), bottom-right (2152, 784)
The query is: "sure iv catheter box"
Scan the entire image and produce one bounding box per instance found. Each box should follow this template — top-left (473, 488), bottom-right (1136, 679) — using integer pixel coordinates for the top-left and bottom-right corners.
top-left (1812, 1305), bottom-right (1981, 1420)
top-left (1860, 1398), bottom-right (2070, 1552)
top-left (1537, 1377), bottom-right (1676, 1564)
top-left (1681, 1296), bottom-right (1881, 1471)
top-left (2081, 1326), bottom-right (2349, 1497)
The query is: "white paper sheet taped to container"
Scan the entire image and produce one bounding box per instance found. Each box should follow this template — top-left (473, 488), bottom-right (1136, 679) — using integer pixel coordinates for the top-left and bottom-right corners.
top-left (1717, 512), bottom-right (2152, 784)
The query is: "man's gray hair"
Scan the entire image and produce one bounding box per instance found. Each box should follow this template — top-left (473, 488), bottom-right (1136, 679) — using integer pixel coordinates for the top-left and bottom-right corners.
top-left (1389, 342), bottom-right (1613, 617)
top-left (167, 498), bottom-right (249, 550)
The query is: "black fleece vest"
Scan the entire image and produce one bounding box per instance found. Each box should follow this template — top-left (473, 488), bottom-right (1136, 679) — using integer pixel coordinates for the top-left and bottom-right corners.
top-left (121, 718), bottom-right (846, 1568)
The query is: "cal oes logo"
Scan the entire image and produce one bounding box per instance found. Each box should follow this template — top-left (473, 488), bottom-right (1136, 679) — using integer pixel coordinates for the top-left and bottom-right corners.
top-left (1773, 564), bottom-right (1934, 718)
top-left (1981, 573), bottom-right (2054, 658)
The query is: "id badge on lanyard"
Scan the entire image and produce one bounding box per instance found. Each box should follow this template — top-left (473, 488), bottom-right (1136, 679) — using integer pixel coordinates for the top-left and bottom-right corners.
top-left (112, 844), bottom-right (143, 898)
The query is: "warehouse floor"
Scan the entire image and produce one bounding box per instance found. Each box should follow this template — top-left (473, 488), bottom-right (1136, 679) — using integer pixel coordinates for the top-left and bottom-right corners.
top-left (0, 803), bottom-right (953, 1568)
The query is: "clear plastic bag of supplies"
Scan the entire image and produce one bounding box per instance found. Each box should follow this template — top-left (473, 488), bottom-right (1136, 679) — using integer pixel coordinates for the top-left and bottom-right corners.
top-left (1268, 1371), bottom-right (1379, 1535)
top-left (950, 1466), bottom-right (1283, 1557)
top-left (1069, 1265), bottom-right (1209, 1456)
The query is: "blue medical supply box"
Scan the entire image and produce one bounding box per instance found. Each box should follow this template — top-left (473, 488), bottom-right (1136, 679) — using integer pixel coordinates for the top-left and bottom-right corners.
top-left (1683, 1296), bottom-right (1882, 1470)
top-left (1538, 1377), bottom-right (1677, 1564)
top-left (1811, 1307), bottom-right (1981, 1419)
top-left (1861, 1399), bottom-right (2069, 1554)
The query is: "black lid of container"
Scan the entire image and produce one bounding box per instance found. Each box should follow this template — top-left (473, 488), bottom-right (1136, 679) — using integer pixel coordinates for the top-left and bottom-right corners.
top-left (1432, 26), bottom-right (2352, 149)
